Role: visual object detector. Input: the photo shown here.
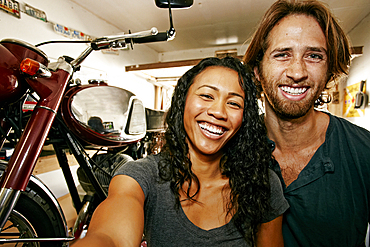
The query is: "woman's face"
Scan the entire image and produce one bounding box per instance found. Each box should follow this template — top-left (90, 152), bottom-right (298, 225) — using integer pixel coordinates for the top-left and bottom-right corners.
top-left (184, 66), bottom-right (245, 159)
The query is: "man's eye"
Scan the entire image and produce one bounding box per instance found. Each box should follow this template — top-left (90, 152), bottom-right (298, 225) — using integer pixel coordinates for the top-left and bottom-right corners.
top-left (307, 53), bottom-right (323, 60)
top-left (274, 53), bottom-right (289, 59)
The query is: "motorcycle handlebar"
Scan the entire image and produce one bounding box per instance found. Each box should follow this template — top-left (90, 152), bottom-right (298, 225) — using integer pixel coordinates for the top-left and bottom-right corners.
top-left (71, 27), bottom-right (171, 67)
top-left (104, 27), bottom-right (159, 41)
top-left (130, 32), bottom-right (169, 44)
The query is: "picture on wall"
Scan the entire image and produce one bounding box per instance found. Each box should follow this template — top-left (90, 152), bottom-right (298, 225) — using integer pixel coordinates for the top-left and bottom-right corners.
top-left (343, 81), bottom-right (366, 117)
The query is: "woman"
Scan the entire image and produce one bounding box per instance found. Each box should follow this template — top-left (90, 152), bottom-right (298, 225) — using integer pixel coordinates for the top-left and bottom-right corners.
top-left (74, 57), bottom-right (288, 246)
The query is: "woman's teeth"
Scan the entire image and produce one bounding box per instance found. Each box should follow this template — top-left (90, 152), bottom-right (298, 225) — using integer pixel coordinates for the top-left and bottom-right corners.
top-left (280, 86), bottom-right (307, 95)
top-left (199, 122), bottom-right (225, 135)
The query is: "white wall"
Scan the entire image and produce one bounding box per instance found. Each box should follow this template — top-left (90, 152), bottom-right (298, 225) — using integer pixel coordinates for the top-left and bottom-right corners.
top-left (333, 12), bottom-right (370, 130)
top-left (0, 0), bottom-right (158, 108)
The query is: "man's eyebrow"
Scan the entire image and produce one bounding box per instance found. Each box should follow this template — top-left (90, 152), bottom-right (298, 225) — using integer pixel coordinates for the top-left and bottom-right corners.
top-left (269, 47), bottom-right (292, 54)
top-left (197, 85), bottom-right (244, 99)
top-left (306, 46), bottom-right (327, 53)
top-left (270, 46), bottom-right (327, 54)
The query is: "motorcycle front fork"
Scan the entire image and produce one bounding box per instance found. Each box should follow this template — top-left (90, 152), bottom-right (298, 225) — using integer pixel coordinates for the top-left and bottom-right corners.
top-left (0, 188), bottom-right (20, 230)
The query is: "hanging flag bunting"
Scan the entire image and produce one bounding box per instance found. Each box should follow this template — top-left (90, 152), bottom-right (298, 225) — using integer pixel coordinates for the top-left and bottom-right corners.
top-left (54, 23), bottom-right (71, 37)
top-left (53, 23), bottom-right (92, 41)
top-left (25, 4), bottom-right (46, 22)
top-left (0, 0), bottom-right (20, 18)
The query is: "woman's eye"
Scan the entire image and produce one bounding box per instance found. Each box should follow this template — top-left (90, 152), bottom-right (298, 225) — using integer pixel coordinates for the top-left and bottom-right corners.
top-left (200, 94), bottom-right (213, 100)
top-left (228, 101), bottom-right (242, 109)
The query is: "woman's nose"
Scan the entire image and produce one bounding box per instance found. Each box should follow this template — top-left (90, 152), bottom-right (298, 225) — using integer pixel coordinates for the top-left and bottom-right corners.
top-left (207, 100), bottom-right (227, 120)
top-left (286, 57), bottom-right (308, 82)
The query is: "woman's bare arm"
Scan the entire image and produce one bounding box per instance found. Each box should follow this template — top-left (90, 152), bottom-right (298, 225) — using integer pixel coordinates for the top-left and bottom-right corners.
top-left (72, 175), bottom-right (145, 247)
top-left (256, 215), bottom-right (284, 247)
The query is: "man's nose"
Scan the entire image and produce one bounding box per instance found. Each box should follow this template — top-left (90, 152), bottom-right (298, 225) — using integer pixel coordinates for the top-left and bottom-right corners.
top-left (286, 57), bottom-right (308, 82)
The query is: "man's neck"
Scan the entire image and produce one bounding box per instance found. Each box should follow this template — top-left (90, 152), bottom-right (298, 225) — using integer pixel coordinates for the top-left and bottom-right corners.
top-left (264, 103), bottom-right (330, 186)
top-left (264, 105), bottom-right (329, 152)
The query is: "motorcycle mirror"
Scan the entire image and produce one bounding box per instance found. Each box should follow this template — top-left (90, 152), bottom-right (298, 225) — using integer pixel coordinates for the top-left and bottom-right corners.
top-left (155, 0), bottom-right (193, 8)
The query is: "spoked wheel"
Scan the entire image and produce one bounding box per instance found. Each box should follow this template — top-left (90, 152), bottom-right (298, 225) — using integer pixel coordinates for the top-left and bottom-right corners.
top-left (1, 210), bottom-right (40, 247)
top-left (0, 163), bottom-right (69, 247)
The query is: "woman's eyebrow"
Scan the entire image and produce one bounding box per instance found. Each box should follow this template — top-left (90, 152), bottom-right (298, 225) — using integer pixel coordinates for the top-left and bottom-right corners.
top-left (197, 85), bottom-right (244, 99)
top-left (197, 84), bottom-right (218, 91)
top-left (229, 92), bottom-right (244, 99)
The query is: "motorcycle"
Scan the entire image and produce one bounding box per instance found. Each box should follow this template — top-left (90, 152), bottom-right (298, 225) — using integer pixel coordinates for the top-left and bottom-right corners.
top-left (0, 0), bottom-right (191, 245)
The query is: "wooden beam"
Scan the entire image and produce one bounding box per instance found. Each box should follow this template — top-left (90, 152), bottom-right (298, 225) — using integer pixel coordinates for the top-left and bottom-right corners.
top-left (350, 46), bottom-right (363, 56)
top-left (125, 55), bottom-right (244, 72)
top-left (125, 59), bottom-right (203, 72)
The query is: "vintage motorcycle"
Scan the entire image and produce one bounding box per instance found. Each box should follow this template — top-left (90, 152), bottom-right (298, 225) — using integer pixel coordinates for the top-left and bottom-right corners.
top-left (0, 0), bottom-right (192, 246)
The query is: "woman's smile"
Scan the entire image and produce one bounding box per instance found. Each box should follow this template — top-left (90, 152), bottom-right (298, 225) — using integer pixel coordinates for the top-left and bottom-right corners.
top-left (198, 121), bottom-right (227, 138)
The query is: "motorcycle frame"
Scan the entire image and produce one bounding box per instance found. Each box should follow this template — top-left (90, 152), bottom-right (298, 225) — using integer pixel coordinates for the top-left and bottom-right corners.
top-left (0, 58), bottom-right (73, 231)
top-left (0, 60), bottom-right (115, 244)
top-left (0, 4), bottom-right (180, 240)
top-left (0, 56), bottom-right (148, 244)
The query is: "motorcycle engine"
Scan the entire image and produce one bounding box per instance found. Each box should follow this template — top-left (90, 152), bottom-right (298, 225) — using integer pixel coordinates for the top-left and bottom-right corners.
top-left (77, 153), bottom-right (133, 194)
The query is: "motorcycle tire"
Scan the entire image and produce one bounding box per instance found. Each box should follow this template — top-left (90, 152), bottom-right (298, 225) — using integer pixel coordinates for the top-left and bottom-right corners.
top-left (0, 165), bottom-right (68, 247)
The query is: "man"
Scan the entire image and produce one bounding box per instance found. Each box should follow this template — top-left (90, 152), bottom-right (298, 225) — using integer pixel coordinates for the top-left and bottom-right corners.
top-left (243, 0), bottom-right (370, 246)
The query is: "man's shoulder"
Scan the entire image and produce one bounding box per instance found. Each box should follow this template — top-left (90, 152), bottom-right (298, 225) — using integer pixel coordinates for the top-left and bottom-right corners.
top-left (327, 113), bottom-right (370, 149)
top-left (329, 113), bottom-right (370, 135)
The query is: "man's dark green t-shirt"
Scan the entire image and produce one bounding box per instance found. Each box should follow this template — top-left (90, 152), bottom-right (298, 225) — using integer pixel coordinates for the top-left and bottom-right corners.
top-left (269, 112), bottom-right (370, 246)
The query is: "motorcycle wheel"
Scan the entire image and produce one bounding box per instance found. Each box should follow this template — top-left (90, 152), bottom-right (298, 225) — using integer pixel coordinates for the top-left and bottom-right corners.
top-left (0, 166), bottom-right (68, 247)
top-left (2, 210), bottom-right (41, 247)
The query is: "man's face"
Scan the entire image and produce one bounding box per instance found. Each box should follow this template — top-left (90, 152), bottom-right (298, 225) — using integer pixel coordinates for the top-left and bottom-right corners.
top-left (255, 14), bottom-right (329, 119)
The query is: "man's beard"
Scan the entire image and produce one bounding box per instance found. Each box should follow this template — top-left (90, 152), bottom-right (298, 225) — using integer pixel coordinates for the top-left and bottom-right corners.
top-left (259, 75), bottom-right (323, 120)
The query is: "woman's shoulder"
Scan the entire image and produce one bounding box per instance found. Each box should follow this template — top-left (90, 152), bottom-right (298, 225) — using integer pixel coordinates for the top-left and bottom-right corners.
top-left (113, 153), bottom-right (162, 177)
top-left (267, 168), bottom-right (288, 207)
top-left (267, 169), bottom-right (281, 186)
top-left (262, 169), bottom-right (289, 223)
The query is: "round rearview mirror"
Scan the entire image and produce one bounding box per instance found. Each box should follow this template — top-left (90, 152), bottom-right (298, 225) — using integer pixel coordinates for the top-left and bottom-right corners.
top-left (155, 0), bottom-right (193, 8)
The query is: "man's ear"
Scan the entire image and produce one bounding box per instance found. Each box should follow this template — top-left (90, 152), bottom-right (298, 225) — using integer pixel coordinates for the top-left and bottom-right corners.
top-left (254, 66), bottom-right (260, 81)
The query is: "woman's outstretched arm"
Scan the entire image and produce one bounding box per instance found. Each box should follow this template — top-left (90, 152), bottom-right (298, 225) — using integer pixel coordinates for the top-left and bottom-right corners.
top-left (256, 215), bottom-right (284, 247)
top-left (72, 175), bottom-right (145, 247)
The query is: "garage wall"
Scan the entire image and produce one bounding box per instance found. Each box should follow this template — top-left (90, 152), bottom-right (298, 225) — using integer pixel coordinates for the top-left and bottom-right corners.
top-left (0, 0), bottom-right (159, 108)
top-left (328, 12), bottom-right (370, 131)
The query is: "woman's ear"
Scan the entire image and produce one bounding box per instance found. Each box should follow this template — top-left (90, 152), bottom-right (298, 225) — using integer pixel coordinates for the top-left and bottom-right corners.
top-left (254, 66), bottom-right (260, 81)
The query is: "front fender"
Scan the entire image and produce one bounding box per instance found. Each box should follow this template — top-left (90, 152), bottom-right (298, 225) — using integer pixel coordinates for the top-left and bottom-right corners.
top-left (0, 161), bottom-right (68, 235)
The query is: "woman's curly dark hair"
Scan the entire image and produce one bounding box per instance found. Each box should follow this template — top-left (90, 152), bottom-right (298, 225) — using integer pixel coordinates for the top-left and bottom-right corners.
top-left (158, 56), bottom-right (271, 246)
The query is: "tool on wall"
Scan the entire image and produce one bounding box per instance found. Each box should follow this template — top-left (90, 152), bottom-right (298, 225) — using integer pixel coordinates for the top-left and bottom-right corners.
top-left (354, 80), bottom-right (368, 109)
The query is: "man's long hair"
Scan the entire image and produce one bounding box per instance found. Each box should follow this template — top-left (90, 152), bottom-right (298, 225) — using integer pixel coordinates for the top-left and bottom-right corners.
top-left (243, 0), bottom-right (351, 98)
top-left (158, 56), bottom-right (271, 245)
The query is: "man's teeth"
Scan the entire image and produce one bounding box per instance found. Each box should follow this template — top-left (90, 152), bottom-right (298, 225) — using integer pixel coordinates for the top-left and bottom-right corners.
top-left (199, 122), bottom-right (225, 135)
top-left (281, 86), bottom-right (307, 95)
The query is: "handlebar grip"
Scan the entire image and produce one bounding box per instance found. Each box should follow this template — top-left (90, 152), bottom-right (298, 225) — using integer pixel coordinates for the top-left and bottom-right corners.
top-left (131, 32), bottom-right (168, 44)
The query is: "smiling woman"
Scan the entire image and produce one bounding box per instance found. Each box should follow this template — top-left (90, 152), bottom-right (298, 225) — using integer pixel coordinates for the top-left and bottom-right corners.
top-left (184, 66), bottom-right (245, 158)
top-left (72, 57), bottom-right (288, 247)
